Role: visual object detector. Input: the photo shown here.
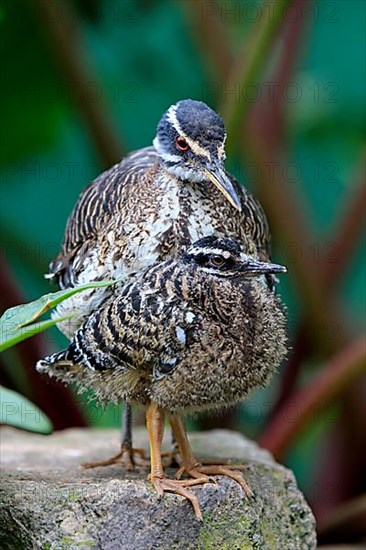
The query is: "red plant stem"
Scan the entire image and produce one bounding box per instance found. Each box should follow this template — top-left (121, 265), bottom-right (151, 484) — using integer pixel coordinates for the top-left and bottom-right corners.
top-left (223, 0), bottom-right (291, 152)
top-left (258, 337), bottom-right (366, 460)
top-left (311, 384), bottom-right (366, 524)
top-left (183, 0), bottom-right (234, 83)
top-left (36, 0), bottom-right (124, 168)
top-left (261, 0), bottom-right (310, 153)
top-left (247, 146), bottom-right (347, 353)
top-left (317, 493), bottom-right (366, 543)
top-left (248, 4), bottom-right (363, 420)
top-left (236, 1), bottom-right (344, 353)
top-left (255, 5), bottom-right (364, 416)
top-left (322, 163), bottom-right (366, 291)
top-left (274, 170), bottom-right (366, 411)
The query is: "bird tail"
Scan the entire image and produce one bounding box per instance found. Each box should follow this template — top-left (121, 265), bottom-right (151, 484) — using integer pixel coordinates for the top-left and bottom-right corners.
top-left (36, 348), bottom-right (83, 383)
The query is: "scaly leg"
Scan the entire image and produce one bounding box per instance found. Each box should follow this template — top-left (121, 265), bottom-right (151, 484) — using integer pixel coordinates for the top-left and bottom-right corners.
top-left (147, 403), bottom-right (207, 520)
top-left (169, 414), bottom-right (253, 498)
top-left (83, 404), bottom-right (149, 471)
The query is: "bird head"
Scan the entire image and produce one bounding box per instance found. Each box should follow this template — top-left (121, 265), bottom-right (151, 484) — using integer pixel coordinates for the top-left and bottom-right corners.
top-left (183, 236), bottom-right (287, 278)
top-left (153, 99), bottom-right (242, 211)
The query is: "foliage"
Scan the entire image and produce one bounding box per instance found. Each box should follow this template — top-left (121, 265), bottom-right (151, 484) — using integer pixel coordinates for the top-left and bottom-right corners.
top-left (0, 385), bottom-right (52, 433)
top-left (0, 280), bottom-right (118, 351)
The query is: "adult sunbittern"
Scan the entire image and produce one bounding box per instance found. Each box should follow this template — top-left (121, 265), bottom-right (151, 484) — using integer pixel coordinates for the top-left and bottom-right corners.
top-left (38, 236), bottom-right (287, 520)
top-left (47, 99), bottom-right (272, 468)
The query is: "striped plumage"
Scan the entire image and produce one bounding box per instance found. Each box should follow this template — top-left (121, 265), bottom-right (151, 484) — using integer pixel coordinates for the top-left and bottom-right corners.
top-left (41, 237), bottom-right (286, 410)
top-left (38, 237), bottom-right (287, 519)
top-left (49, 102), bottom-right (270, 338)
top-left (46, 99), bottom-right (273, 468)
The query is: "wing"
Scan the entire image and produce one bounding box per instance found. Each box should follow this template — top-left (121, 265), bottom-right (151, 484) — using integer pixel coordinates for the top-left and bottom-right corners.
top-left (49, 147), bottom-right (158, 288)
top-left (36, 274), bottom-right (189, 402)
top-left (228, 173), bottom-right (277, 291)
top-left (68, 269), bottom-right (177, 370)
top-left (228, 172), bottom-right (271, 261)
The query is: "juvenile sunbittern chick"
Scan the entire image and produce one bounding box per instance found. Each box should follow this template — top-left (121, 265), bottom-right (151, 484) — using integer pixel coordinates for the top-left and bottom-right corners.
top-left (38, 237), bottom-right (287, 520)
top-left (48, 99), bottom-right (272, 468)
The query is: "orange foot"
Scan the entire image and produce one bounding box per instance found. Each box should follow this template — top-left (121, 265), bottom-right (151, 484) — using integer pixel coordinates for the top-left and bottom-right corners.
top-left (176, 463), bottom-right (253, 498)
top-left (83, 444), bottom-right (149, 472)
top-left (151, 476), bottom-right (213, 520)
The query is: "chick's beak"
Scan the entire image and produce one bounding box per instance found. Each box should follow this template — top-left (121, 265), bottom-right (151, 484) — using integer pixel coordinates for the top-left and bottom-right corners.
top-left (203, 161), bottom-right (242, 211)
top-left (240, 256), bottom-right (287, 275)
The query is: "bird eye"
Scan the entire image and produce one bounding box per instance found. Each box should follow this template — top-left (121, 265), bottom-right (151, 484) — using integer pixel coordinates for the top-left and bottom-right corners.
top-left (176, 136), bottom-right (190, 151)
top-left (210, 255), bottom-right (225, 267)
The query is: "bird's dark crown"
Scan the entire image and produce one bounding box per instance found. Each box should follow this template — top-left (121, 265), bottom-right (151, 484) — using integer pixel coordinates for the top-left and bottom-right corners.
top-left (173, 100), bottom-right (225, 149)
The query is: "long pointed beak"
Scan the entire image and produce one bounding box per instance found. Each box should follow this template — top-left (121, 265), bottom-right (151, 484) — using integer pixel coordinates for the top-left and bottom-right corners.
top-left (204, 162), bottom-right (242, 211)
top-left (240, 256), bottom-right (287, 275)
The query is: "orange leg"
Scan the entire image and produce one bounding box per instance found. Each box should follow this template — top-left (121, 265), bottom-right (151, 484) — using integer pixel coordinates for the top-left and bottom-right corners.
top-left (169, 414), bottom-right (253, 498)
top-left (146, 403), bottom-right (206, 520)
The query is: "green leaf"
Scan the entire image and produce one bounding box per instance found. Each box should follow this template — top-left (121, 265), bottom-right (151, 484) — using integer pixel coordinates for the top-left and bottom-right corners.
top-left (0, 314), bottom-right (75, 352)
top-left (0, 386), bottom-right (53, 434)
top-left (0, 280), bottom-right (118, 352)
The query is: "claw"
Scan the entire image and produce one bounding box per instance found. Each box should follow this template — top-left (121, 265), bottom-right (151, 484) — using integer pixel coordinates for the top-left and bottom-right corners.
top-left (152, 477), bottom-right (203, 521)
top-left (176, 464), bottom-right (253, 498)
top-left (82, 445), bottom-right (150, 471)
top-left (175, 465), bottom-right (215, 484)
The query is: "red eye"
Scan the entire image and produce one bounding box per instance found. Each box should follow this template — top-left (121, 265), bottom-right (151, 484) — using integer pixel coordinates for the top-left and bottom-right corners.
top-left (176, 136), bottom-right (190, 151)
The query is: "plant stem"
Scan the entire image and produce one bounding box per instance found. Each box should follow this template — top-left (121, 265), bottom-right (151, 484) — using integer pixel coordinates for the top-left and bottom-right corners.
top-left (183, 0), bottom-right (234, 84)
top-left (35, 0), bottom-right (124, 168)
top-left (223, 0), bottom-right (291, 153)
top-left (258, 337), bottom-right (366, 460)
top-left (273, 150), bottom-right (365, 411)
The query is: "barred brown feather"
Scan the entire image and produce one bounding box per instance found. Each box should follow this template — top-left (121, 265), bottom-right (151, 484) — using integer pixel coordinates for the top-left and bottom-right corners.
top-left (38, 237), bottom-right (287, 414)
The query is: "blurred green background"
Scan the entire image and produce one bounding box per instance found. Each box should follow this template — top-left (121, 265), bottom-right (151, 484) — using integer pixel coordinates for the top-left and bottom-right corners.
top-left (1, 0), bottom-right (365, 543)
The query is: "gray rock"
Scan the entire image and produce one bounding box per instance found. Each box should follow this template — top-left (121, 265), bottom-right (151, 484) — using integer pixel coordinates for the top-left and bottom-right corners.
top-left (0, 427), bottom-right (316, 549)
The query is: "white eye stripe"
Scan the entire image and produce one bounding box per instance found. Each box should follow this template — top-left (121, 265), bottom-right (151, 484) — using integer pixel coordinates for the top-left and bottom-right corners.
top-left (184, 137), bottom-right (211, 161)
top-left (189, 247), bottom-right (233, 259)
top-left (166, 104), bottom-right (179, 127)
